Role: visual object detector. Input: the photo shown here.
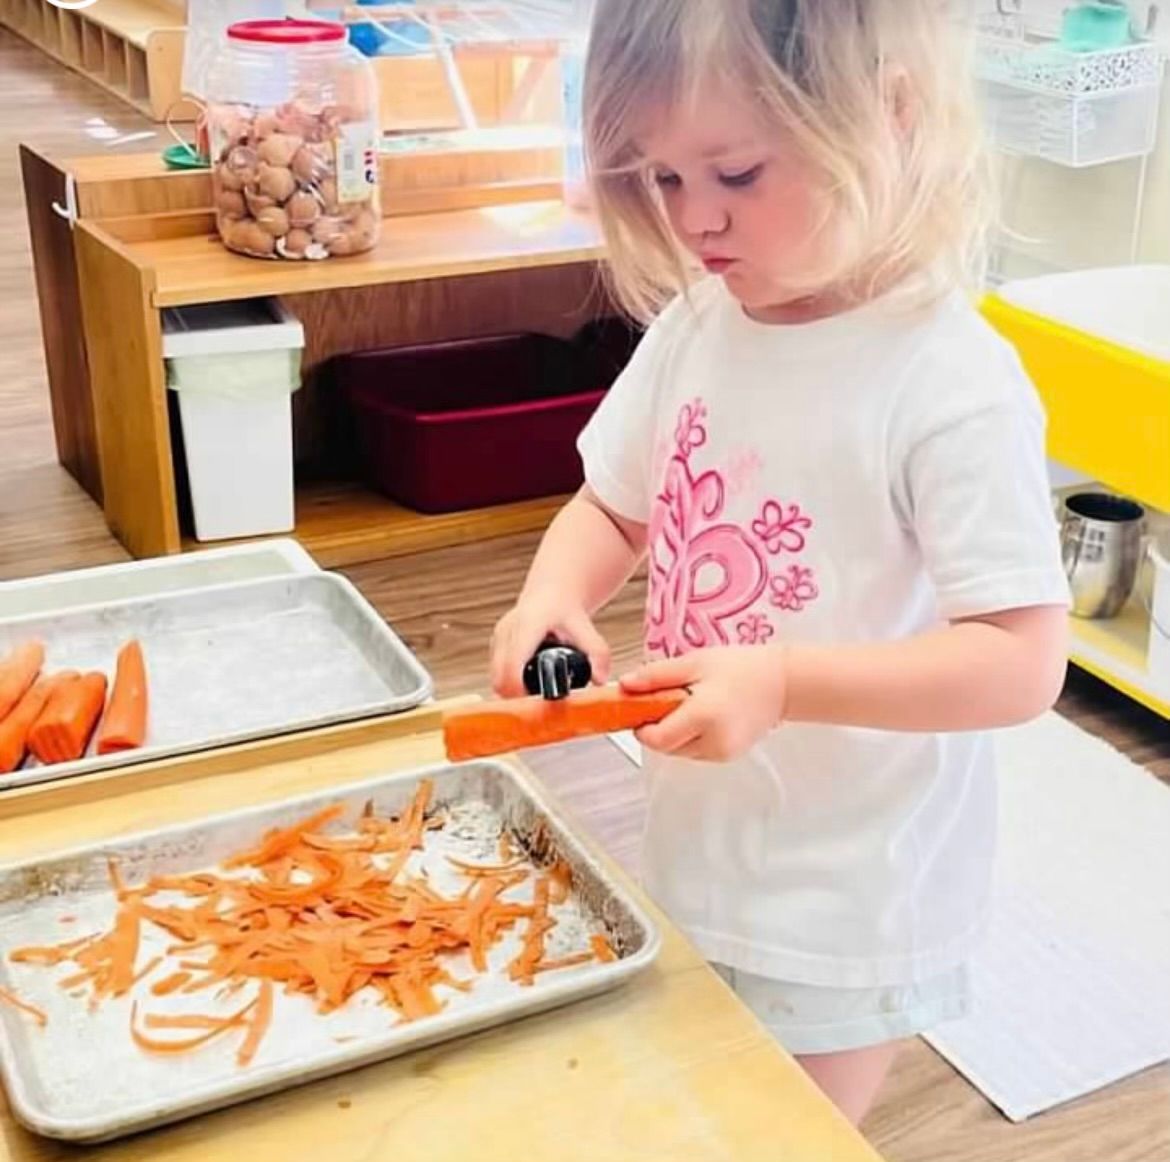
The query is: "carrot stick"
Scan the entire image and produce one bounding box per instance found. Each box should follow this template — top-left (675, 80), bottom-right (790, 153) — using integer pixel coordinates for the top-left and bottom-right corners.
top-left (590, 934), bottom-right (618, 963)
top-left (96, 641), bottom-right (148, 755)
top-left (0, 986), bottom-right (48, 1027)
top-left (0, 642), bottom-right (44, 720)
top-left (0, 677), bottom-right (57, 774)
top-left (442, 686), bottom-right (689, 762)
top-left (28, 672), bottom-right (108, 765)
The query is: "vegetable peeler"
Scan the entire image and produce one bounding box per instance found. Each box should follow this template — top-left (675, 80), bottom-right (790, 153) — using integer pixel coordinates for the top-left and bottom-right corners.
top-left (522, 636), bottom-right (592, 701)
top-left (441, 638), bottom-right (686, 762)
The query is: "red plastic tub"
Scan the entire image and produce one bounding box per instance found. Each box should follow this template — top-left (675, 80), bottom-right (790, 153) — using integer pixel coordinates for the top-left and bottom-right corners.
top-left (336, 328), bottom-right (637, 514)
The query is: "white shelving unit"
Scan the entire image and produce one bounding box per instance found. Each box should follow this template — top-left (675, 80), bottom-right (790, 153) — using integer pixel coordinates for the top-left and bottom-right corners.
top-left (976, 4), bottom-right (1166, 280)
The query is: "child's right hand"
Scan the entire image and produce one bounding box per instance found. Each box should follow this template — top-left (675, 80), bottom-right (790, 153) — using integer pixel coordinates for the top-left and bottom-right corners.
top-left (489, 592), bottom-right (612, 698)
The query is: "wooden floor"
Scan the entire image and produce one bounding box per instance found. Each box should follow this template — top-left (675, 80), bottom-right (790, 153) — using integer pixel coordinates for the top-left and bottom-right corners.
top-left (2, 27), bottom-right (1169, 1162)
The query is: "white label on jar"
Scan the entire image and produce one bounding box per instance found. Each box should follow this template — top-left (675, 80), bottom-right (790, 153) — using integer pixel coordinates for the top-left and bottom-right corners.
top-left (334, 122), bottom-right (379, 204)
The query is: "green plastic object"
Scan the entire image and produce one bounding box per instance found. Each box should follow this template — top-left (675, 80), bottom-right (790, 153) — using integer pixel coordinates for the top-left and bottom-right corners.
top-left (162, 143), bottom-right (210, 170)
top-left (1060, 2), bottom-right (1133, 51)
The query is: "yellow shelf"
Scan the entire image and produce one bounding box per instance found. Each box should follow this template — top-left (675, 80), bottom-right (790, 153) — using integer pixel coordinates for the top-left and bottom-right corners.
top-left (982, 294), bottom-right (1170, 515)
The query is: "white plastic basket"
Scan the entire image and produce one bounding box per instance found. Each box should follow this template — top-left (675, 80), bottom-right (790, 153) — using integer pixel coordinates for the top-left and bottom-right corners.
top-left (976, 30), bottom-right (1165, 166)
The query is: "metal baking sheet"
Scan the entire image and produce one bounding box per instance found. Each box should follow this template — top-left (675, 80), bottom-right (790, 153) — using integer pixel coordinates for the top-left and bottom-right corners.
top-left (0, 573), bottom-right (433, 791)
top-left (0, 538), bottom-right (319, 620)
top-left (0, 760), bottom-right (662, 1142)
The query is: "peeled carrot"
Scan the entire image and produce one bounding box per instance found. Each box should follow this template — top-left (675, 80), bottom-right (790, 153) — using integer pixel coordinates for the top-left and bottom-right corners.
top-left (0, 677), bottom-right (56, 774)
top-left (96, 640), bottom-right (148, 755)
top-left (0, 641), bottom-right (44, 720)
top-left (442, 685), bottom-right (689, 762)
top-left (28, 672), bottom-right (108, 765)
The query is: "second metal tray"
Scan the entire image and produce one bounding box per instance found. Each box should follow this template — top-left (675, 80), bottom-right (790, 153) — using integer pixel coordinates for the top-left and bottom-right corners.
top-left (0, 759), bottom-right (661, 1142)
top-left (0, 572), bottom-right (433, 791)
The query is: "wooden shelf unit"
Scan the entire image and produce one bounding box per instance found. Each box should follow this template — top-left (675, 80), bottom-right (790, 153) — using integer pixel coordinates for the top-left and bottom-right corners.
top-left (20, 144), bottom-right (603, 564)
top-left (97, 200), bottom-right (602, 308)
top-left (0, 0), bottom-right (193, 121)
top-left (181, 482), bottom-right (570, 570)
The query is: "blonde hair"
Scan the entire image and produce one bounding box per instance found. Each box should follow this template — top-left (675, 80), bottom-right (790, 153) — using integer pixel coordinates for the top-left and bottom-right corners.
top-left (583, 0), bottom-right (992, 321)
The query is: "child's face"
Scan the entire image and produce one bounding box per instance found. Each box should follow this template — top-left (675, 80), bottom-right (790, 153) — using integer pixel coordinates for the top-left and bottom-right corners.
top-left (636, 84), bottom-right (830, 319)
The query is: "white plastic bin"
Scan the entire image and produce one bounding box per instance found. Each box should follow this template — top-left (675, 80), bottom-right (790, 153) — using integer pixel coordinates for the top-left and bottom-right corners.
top-left (1148, 534), bottom-right (1170, 695)
top-left (163, 299), bottom-right (304, 542)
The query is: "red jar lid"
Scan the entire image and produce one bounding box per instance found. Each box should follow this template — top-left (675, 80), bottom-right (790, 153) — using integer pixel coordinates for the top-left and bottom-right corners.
top-left (227, 19), bottom-right (346, 45)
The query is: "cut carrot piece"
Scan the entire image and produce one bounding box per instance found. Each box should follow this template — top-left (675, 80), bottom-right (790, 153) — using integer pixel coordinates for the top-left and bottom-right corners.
top-left (130, 999), bottom-right (254, 1055)
top-left (0, 677), bottom-right (56, 775)
top-left (132, 955), bottom-right (164, 987)
top-left (223, 805), bottom-right (346, 870)
top-left (96, 641), bottom-right (148, 755)
top-left (447, 856), bottom-right (528, 878)
top-left (0, 642), bottom-right (44, 720)
top-left (508, 878), bottom-right (553, 987)
top-left (0, 986), bottom-right (47, 1027)
top-left (237, 980), bottom-right (273, 1067)
top-left (150, 972), bottom-right (191, 997)
top-left (590, 934), bottom-right (618, 963)
top-left (442, 686), bottom-right (689, 762)
top-left (536, 952), bottom-right (594, 973)
top-left (549, 860), bottom-right (573, 905)
top-left (28, 672), bottom-right (108, 765)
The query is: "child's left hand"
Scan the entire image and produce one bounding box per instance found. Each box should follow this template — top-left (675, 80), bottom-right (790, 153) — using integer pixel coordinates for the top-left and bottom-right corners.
top-left (620, 645), bottom-right (787, 762)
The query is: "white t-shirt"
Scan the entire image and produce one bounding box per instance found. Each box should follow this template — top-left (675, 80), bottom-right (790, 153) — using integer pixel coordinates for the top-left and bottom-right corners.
top-left (578, 279), bottom-right (1070, 988)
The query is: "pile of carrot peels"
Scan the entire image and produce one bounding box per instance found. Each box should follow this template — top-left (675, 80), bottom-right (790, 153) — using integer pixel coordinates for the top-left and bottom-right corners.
top-left (2, 780), bottom-right (616, 1068)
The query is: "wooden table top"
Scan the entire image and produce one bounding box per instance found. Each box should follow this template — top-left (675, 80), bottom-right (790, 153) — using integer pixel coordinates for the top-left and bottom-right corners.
top-left (0, 711), bottom-right (881, 1162)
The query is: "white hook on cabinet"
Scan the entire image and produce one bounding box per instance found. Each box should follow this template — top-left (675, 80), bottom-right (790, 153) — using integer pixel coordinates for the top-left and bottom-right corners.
top-left (50, 172), bottom-right (78, 228)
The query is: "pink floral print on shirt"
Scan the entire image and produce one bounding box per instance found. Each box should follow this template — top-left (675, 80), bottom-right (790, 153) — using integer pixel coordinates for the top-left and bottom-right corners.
top-left (646, 399), bottom-right (820, 658)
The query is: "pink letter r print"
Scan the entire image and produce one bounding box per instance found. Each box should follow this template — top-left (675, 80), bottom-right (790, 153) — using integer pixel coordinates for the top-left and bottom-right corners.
top-left (645, 400), bottom-right (819, 658)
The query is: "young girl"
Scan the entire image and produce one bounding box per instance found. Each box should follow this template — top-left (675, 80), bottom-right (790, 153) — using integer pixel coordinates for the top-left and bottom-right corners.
top-left (491, 0), bottom-right (1069, 1126)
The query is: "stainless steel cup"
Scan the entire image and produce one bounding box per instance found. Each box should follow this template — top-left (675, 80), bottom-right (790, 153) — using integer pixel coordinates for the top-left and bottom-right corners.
top-left (1060, 492), bottom-right (1145, 619)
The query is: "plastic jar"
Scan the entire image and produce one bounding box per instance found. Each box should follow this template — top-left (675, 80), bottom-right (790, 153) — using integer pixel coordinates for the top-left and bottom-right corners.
top-left (205, 19), bottom-right (381, 261)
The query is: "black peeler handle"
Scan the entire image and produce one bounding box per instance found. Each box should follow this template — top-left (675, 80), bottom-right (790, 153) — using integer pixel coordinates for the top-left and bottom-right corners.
top-left (523, 636), bottom-right (592, 701)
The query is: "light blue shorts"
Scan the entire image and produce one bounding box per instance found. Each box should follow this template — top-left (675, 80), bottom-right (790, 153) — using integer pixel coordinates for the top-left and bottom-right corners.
top-left (712, 962), bottom-right (971, 1056)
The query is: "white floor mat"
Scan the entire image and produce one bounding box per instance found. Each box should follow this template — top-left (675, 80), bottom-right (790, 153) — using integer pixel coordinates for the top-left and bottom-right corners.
top-left (608, 714), bottom-right (1170, 1121)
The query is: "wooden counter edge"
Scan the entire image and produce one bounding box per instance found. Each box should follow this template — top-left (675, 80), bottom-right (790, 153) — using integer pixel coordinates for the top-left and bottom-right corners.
top-left (0, 697), bottom-right (477, 822)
